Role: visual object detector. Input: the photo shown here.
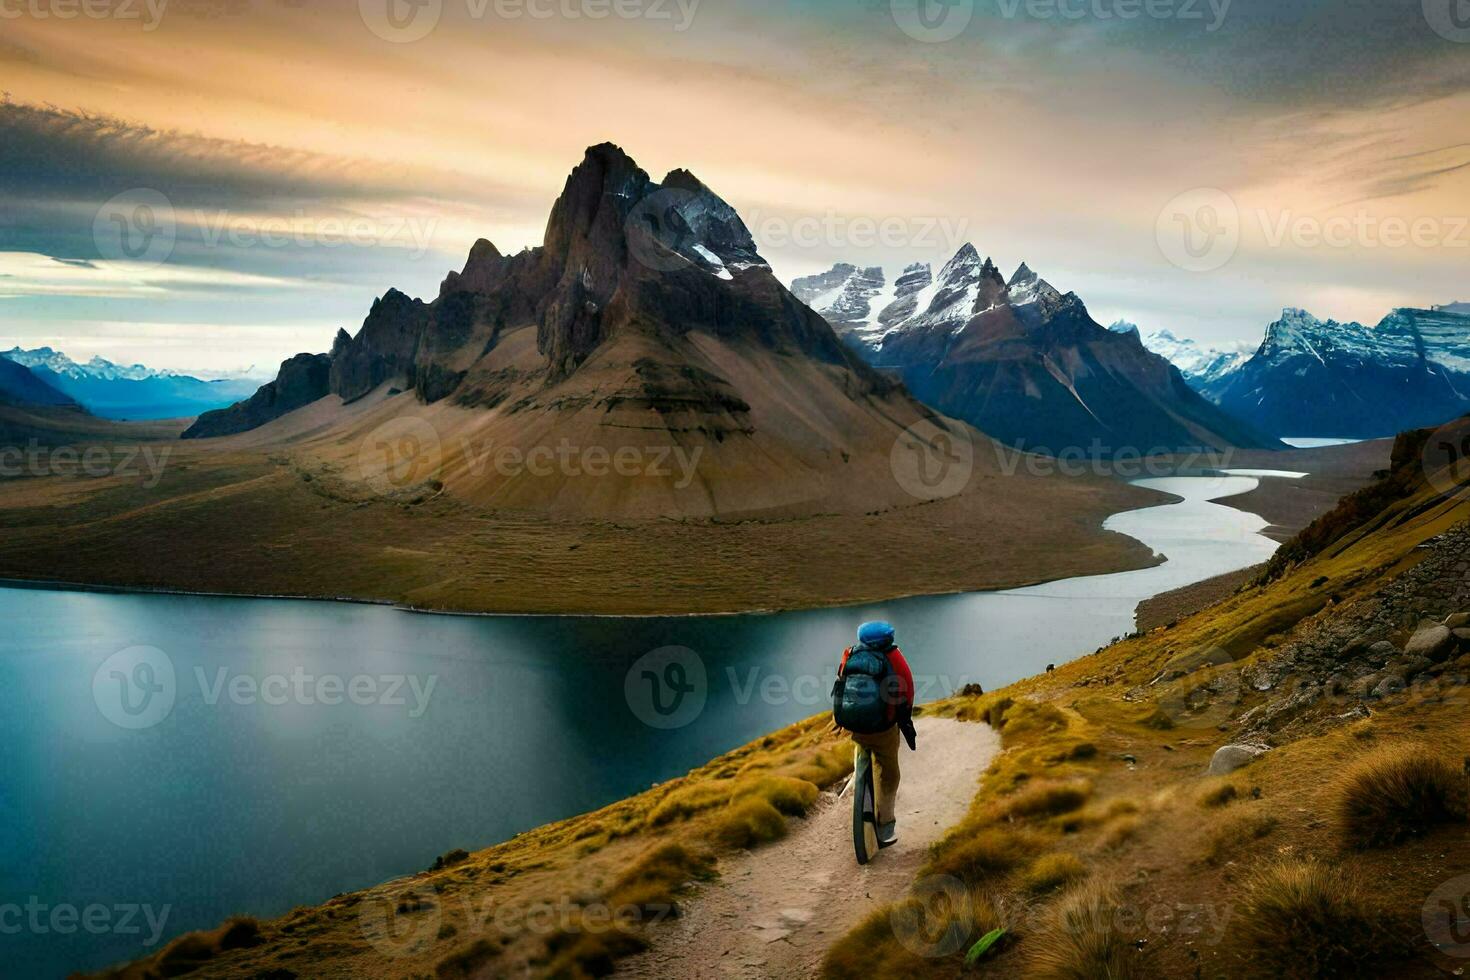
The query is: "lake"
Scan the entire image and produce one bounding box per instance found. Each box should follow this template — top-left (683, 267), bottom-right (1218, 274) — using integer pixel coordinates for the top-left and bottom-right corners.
top-left (0, 473), bottom-right (1289, 976)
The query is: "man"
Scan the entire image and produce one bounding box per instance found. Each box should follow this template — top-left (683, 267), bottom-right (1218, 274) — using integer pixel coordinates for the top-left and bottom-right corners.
top-left (831, 620), bottom-right (917, 847)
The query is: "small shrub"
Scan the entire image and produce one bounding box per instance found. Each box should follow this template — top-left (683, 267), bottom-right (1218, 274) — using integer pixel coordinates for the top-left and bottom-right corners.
top-left (1022, 852), bottom-right (1087, 894)
top-left (1233, 859), bottom-right (1408, 977)
top-left (431, 847), bottom-right (471, 871)
top-left (1331, 743), bottom-right (1467, 848)
top-left (712, 797), bottom-right (787, 849)
top-left (152, 916), bottom-right (263, 976)
top-left (820, 903), bottom-right (931, 979)
top-left (1024, 881), bottom-right (1139, 979)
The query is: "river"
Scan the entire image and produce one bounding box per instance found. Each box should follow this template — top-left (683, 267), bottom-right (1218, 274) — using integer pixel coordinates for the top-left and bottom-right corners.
top-left (0, 472), bottom-right (1294, 976)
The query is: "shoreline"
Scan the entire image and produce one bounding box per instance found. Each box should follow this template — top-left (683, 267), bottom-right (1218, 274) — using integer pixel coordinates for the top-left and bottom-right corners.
top-left (0, 472), bottom-right (1281, 619)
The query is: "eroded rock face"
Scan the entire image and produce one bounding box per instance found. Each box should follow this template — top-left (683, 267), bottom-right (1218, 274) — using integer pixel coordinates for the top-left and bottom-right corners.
top-left (330, 289), bottom-right (430, 404)
top-left (178, 142), bottom-right (894, 447)
top-left (183, 354), bottom-right (331, 439)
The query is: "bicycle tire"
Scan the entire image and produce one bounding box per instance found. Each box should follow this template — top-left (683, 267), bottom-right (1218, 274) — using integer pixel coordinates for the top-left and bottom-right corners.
top-left (852, 746), bottom-right (879, 865)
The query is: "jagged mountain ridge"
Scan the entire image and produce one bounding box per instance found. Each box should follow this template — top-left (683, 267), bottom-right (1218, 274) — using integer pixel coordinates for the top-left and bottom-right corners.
top-left (1203, 306), bottom-right (1470, 438)
top-left (183, 143), bottom-right (967, 519)
top-left (794, 250), bottom-right (1281, 455)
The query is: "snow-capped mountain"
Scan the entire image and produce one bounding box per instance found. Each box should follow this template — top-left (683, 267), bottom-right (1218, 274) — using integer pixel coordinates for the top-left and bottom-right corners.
top-left (793, 247), bottom-right (1281, 455)
top-left (1132, 329), bottom-right (1253, 387)
top-left (2, 347), bottom-right (261, 420)
top-left (3, 346), bottom-right (169, 382)
top-left (1205, 306), bottom-right (1470, 438)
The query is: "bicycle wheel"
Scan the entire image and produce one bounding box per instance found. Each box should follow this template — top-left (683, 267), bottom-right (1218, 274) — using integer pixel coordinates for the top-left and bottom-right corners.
top-left (852, 746), bottom-right (879, 865)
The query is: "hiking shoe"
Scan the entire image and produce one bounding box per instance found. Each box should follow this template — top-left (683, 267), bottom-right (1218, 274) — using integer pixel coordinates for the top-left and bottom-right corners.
top-left (877, 821), bottom-right (898, 848)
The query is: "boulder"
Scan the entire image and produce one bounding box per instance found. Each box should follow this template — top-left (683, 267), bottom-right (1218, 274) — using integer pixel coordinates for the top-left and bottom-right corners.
top-left (1208, 744), bottom-right (1268, 775)
top-left (1444, 612), bottom-right (1470, 630)
top-left (1372, 674), bottom-right (1407, 699)
top-left (1405, 624), bottom-right (1455, 662)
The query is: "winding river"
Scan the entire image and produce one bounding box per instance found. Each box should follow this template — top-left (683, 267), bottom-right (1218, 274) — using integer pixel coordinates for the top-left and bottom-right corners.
top-left (0, 472), bottom-right (1294, 976)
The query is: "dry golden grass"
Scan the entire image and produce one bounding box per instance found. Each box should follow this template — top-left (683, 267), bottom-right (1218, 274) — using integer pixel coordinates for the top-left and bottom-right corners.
top-left (1330, 742), bottom-right (1468, 848)
top-left (1023, 881), bottom-right (1140, 980)
top-left (1231, 859), bottom-right (1408, 978)
top-left (998, 779), bottom-right (1092, 820)
top-left (1196, 778), bottom-right (1241, 808)
top-left (1021, 852), bottom-right (1088, 894)
top-left (1203, 811), bottom-right (1278, 865)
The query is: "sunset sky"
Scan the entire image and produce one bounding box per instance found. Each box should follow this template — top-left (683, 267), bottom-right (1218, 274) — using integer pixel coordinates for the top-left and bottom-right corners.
top-left (1, 0), bottom-right (1468, 373)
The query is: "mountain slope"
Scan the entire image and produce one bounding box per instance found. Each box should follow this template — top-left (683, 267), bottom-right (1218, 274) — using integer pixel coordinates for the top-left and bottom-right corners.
top-left (2, 347), bottom-right (261, 420)
top-left (175, 143), bottom-right (956, 520)
top-left (1206, 307), bottom-right (1470, 438)
top-left (1129, 327), bottom-right (1252, 387)
top-left (0, 356), bottom-right (77, 408)
top-left (810, 248), bottom-right (1281, 455)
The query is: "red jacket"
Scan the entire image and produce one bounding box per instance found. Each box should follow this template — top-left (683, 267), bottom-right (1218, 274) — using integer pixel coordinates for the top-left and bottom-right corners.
top-left (840, 644), bottom-right (915, 723)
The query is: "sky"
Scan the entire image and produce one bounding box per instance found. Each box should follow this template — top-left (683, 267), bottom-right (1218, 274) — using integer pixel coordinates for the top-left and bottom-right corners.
top-left (0, 0), bottom-right (1468, 373)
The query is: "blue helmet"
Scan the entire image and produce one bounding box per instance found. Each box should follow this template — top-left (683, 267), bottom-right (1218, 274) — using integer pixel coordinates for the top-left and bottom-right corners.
top-left (857, 620), bottom-right (895, 650)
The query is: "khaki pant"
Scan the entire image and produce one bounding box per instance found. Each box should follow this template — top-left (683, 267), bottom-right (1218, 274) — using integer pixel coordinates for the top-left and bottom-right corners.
top-left (852, 725), bottom-right (901, 825)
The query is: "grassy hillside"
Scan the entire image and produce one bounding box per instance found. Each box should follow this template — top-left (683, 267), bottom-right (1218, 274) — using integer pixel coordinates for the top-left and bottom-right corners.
top-left (823, 418), bottom-right (1470, 979)
top-left (80, 426), bottom-right (1461, 979)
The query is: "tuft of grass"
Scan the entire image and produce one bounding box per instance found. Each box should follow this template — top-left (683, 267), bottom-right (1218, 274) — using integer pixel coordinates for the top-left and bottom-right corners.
top-left (926, 827), bottom-right (1044, 885)
top-left (745, 775), bottom-right (819, 817)
top-left (1024, 881), bottom-right (1139, 980)
top-left (712, 797), bottom-right (788, 849)
top-left (1331, 743), bottom-right (1468, 848)
top-left (436, 938), bottom-right (500, 978)
top-left (606, 842), bottom-right (714, 909)
top-left (542, 922), bottom-right (647, 979)
top-left (1021, 852), bottom-right (1088, 894)
top-left (1197, 778), bottom-right (1240, 808)
top-left (1000, 780), bottom-right (1092, 820)
top-left (1233, 859), bottom-right (1409, 978)
top-left (1097, 814), bottom-right (1141, 851)
top-left (1203, 811), bottom-right (1278, 865)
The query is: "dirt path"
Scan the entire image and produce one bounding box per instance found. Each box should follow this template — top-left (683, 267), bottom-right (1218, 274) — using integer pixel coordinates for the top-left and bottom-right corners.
top-left (616, 717), bottom-right (1000, 979)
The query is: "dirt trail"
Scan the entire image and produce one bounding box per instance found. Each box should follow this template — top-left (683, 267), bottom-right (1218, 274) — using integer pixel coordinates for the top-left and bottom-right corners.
top-left (617, 717), bottom-right (1000, 979)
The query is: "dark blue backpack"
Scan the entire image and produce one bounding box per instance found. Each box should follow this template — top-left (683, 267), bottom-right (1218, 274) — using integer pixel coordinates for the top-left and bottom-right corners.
top-left (833, 645), bottom-right (894, 734)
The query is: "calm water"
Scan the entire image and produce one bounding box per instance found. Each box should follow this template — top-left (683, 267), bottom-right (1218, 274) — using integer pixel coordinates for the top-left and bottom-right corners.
top-left (0, 474), bottom-right (1286, 976)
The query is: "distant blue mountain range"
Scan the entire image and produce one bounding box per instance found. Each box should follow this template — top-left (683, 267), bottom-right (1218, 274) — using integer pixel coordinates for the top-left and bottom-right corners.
top-left (0, 347), bottom-right (263, 420)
